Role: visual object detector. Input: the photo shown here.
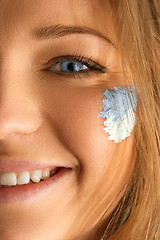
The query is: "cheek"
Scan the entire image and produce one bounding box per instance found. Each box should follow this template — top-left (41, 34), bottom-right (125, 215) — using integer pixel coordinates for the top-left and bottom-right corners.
top-left (38, 86), bottom-right (136, 233)
top-left (46, 87), bottom-right (107, 162)
top-left (39, 86), bottom-right (135, 184)
top-left (40, 86), bottom-right (110, 173)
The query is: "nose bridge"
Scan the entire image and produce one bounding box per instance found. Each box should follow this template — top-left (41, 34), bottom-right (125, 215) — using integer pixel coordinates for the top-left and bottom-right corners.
top-left (0, 55), bottom-right (42, 139)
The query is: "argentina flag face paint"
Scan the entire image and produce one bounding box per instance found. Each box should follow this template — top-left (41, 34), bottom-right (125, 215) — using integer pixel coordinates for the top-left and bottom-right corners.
top-left (98, 86), bottom-right (137, 143)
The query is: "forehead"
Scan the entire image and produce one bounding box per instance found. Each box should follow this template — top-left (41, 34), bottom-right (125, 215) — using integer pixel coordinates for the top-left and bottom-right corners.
top-left (0, 0), bottom-right (115, 43)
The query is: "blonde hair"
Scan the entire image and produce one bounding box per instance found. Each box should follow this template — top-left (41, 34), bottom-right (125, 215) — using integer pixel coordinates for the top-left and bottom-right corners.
top-left (92, 1), bottom-right (160, 239)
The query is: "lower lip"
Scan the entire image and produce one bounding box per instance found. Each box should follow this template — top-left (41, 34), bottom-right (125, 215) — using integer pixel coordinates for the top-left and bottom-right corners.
top-left (0, 167), bottom-right (72, 204)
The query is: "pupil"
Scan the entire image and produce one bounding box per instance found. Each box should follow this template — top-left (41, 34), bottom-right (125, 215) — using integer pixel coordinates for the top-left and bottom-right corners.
top-left (67, 62), bottom-right (74, 71)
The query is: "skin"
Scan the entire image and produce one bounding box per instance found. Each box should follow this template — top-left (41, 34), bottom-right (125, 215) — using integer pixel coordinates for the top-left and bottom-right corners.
top-left (0, 1), bottom-right (136, 240)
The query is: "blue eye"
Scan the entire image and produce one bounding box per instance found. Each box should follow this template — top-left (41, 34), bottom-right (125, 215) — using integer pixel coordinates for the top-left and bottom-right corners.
top-left (43, 55), bottom-right (107, 77)
top-left (48, 60), bottom-right (88, 73)
top-left (60, 61), bottom-right (87, 72)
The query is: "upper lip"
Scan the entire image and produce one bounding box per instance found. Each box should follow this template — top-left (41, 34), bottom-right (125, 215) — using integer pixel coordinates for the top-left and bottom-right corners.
top-left (0, 158), bottom-right (70, 173)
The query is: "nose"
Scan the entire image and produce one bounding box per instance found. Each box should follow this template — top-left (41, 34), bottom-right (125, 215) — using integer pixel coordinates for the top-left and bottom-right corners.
top-left (0, 76), bottom-right (42, 140)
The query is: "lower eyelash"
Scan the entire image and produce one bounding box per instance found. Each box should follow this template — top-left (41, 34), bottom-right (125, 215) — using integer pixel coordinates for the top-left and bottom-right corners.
top-left (53, 69), bottom-right (98, 79)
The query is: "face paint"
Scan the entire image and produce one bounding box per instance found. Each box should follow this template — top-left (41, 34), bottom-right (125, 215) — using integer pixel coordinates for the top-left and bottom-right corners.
top-left (98, 86), bottom-right (137, 143)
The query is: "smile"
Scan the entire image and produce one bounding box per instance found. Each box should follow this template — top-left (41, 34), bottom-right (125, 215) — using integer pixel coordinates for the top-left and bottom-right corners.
top-left (0, 165), bottom-right (72, 204)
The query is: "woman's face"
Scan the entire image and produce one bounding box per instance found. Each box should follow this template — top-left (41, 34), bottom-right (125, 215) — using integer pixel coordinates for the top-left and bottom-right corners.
top-left (0, 1), bottom-right (135, 240)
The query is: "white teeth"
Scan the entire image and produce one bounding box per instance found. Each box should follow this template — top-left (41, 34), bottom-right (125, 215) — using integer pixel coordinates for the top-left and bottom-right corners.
top-left (41, 168), bottom-right (50, 180)
top-left (0, 168), bottom-right (58, 186)
top-left (30, 170), bottom-right (42, 183)
top-left (17, 171), bottom-right (30, 185)
top-left (0, 172), bottom-right (17, 186)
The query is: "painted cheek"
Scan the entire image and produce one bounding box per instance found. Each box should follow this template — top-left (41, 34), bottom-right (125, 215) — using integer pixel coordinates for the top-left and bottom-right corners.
top-left (98, 86), bottom-right (137, 143)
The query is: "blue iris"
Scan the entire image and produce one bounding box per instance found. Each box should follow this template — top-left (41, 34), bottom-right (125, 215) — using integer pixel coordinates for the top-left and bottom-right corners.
top-left (61, 61), bottom-right (84, 72)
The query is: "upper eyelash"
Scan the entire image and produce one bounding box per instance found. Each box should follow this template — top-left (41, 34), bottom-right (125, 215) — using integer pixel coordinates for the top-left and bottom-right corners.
top-left (73, 55), bottom-right (106, 72)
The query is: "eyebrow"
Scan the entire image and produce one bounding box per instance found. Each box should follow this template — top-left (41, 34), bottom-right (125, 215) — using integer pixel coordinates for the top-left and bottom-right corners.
top-left (32, 24), bottom-right (115, 47)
